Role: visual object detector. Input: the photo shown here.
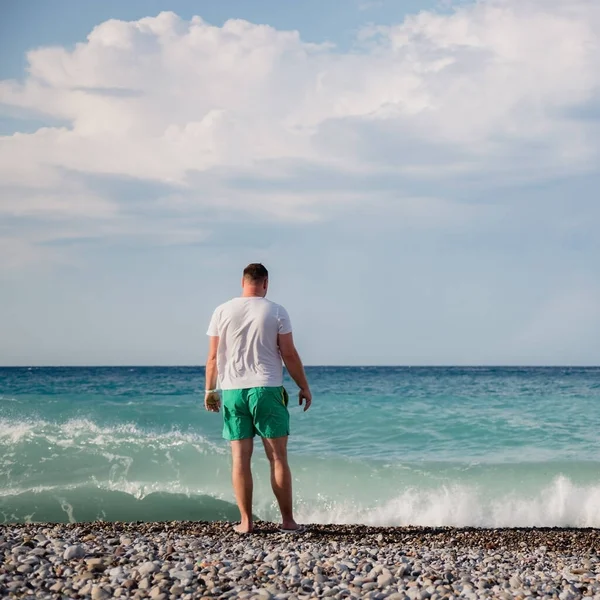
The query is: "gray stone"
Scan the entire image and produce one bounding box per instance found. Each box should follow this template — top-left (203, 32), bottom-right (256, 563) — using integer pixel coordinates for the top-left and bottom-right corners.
top-left (138, 560), bottom-right (159, 577)
top-left (139, 577), bottom-right (151, 589)
top-left (377, 572), bottom-right (393, 587)
top-left (265, 553), bottom-right (280, 562)
top-left (63, 544), bottom-right (86, 560)
top-left (396, 565), bottom-right (410, 578)
top-left (109, 566), bottom-right (125, 581)
top-left (509, 576), bottom-right (522, 588)
top-left (16, 564), bottom-right (33, 574)
top-left (91, 586), bottom-right (111, 600)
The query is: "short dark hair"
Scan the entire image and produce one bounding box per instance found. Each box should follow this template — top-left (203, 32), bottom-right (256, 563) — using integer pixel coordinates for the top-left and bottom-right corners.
top-left (243, 263), bottom-right (269, 283)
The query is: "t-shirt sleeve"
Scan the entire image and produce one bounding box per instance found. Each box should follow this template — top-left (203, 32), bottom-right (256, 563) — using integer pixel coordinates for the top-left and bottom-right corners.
top-left (206, 308), bottom-right (220, 337)
top-left (277, 305), bottom-right (293, 335)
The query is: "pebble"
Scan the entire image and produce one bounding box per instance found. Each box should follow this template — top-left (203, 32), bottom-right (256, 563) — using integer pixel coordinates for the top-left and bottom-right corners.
top-left (109, 566), bottom-right (125, 581)
top-left (377, 571), bottom-right (393, 587)
top-left (138, 577), bottom-right (151, 589)
top-left (138, 561), bottom-right (159, 577)
top-left (289, 565), bottom-right (301, 577)
top-left (0, 522), bottom-right (598, 600)
top-left (63, 543), bottom-right (86, 560)
top-left (16, 564), bottom-right (33, 574)
top-left (171, 569), bottom-right (193, 581)
top-left (509, 575), bottom-right (522, 588)
top-left (86, 557), bottom-right (108, 572)
top-left (91, 585), bottom-right (111, 600)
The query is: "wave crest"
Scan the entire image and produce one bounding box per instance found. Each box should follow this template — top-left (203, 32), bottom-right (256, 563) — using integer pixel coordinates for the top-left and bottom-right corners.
top-left (296, 475), bottom-right (600, 528)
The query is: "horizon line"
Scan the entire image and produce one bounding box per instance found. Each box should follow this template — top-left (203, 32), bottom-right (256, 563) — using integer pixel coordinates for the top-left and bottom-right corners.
top-left (1, 364), bottom-right (599, 369)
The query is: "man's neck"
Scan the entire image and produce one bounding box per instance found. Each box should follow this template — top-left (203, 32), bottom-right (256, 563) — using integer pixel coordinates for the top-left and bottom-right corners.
top-left (241, 290), bottom-right (265, 298)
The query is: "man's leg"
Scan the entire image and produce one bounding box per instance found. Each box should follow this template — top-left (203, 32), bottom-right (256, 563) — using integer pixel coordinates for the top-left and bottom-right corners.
top-left (230, 438), bottom-right (254, 533)
top-left (262, 436), bottom-right (299, 530)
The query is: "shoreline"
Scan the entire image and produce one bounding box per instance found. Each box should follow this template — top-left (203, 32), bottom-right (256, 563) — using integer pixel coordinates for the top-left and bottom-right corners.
top-left (3, 521), bottom-right (600, 550)
top-left (2, 522), bottom-right (599, 599)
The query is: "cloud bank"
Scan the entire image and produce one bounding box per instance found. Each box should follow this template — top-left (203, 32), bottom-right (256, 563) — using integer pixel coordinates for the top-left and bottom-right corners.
top-left (1, 0), bottom-right (599, 253)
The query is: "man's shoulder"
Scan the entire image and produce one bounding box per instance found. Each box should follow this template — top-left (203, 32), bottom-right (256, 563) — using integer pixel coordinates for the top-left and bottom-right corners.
top-left (263, 299), bottom-right (288, 313)
top-left (212, 298), bottom-right (239, 314)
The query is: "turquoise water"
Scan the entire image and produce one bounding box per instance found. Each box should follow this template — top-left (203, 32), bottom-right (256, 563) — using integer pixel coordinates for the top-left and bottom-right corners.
top-left (1, 366), bottom-right (600, 526)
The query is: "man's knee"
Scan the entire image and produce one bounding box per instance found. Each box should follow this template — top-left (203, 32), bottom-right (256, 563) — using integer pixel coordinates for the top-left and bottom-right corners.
top-left (231, 438), bottom-right (253, 464)
top-left (262, 436), bottom-right (288, 464)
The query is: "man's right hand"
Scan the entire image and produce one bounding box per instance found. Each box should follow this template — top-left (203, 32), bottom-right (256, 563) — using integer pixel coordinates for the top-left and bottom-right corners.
top-left (299, 388), bottom-right (312, 412)
top-left (205, 391), bottom-right (221, 412)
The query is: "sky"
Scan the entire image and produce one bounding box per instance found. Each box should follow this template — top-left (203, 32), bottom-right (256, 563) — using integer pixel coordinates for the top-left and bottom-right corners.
top-left (1, 0), bottom-right (599, 366)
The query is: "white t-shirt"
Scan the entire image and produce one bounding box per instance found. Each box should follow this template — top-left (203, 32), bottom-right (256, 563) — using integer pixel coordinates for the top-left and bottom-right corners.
top-left (206, 297), bottom-right (292, 390)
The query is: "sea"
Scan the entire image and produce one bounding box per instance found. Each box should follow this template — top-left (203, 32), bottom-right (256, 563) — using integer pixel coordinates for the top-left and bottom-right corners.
top-left (1, 366), bottom-right (599, 527)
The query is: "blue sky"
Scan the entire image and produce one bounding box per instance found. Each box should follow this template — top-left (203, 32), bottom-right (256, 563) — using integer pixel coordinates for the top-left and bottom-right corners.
top-left (1, 0), bottom-right (599, 366)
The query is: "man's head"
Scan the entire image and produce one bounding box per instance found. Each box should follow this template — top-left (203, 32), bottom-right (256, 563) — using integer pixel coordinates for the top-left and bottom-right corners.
top-left (242, 263), bottom-right (269, 297)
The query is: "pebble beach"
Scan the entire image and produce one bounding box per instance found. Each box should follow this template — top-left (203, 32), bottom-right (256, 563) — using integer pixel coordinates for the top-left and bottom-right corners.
top-left (1, 522), bottom-right (600, 599)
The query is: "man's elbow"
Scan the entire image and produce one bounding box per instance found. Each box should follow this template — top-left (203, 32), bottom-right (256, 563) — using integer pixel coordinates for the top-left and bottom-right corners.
top-left (280, 348), bottom-right (297, 363)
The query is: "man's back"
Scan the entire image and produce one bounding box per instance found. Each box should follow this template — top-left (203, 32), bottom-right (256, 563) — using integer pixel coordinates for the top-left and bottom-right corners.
top-left (207, 297), bottom-right (292, 390)
top-left (204, 263), bottom-right (311, 534)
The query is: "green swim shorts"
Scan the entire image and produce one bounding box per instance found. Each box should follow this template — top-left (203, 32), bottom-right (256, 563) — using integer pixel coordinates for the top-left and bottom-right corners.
top-left (221, 386), bottom-right (290, 441)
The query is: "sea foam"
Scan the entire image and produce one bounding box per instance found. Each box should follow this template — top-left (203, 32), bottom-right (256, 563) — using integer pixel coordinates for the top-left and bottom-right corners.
top-left (295, 475), bottom-right (600, 528)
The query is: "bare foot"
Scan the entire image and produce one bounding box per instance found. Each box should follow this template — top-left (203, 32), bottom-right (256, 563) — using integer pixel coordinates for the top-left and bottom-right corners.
top-left (279, 521), bottom-right (304, 532)
top-left (234, 523), bottom-right (253, 534)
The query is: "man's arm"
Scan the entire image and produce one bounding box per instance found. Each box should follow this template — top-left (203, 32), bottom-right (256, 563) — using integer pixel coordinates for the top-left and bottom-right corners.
top-left (205, 336), bottom-right (220, 412)
top-left (278, 332), bottom-right (311, 411)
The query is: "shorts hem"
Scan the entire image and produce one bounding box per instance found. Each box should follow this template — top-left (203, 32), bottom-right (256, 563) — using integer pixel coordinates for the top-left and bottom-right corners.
top-left (223, 432), bottom-right (255, 441)
top-left (259, 431), bottom-right (290, 439)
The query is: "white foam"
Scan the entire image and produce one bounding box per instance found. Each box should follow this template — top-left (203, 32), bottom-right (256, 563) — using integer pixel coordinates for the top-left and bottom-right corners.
top-left (58, 498), bottom-right (76, 524)
top-left (0, 417), bottom-right (225, 454)
top-left (0, 419), bottom-right (37, 443)
top-left (0, 483), bottom-right (82, 498)
top-left (294, 475), bottom-right (600, 528)
top-left (0, 479), bottom-right (228, 502)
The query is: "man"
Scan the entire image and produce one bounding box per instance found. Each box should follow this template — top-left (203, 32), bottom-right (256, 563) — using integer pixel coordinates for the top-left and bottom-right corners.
top-left (204, 263), bottom-right (312, 534)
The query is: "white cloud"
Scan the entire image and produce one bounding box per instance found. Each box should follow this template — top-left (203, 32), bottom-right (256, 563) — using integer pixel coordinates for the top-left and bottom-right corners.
top-left (0, 186), bottom-right (117, 219)
top-left (0, 0), bottom-right (599, 261)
